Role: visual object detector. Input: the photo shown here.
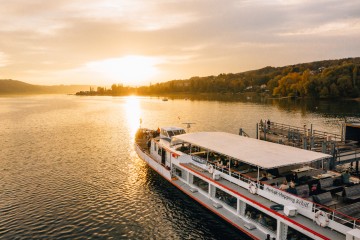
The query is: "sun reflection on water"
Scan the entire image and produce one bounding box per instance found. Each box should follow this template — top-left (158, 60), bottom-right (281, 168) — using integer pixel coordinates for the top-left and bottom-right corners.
top-left (125, 96), bottom-right (142, 139)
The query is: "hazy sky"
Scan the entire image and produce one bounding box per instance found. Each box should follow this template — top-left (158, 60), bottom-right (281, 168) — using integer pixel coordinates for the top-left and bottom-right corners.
top-left (0, 0), bottom-right (359, 86)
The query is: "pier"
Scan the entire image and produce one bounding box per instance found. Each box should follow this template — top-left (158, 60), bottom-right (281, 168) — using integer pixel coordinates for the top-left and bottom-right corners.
top-left (255, 120), bottom-right (360, 173)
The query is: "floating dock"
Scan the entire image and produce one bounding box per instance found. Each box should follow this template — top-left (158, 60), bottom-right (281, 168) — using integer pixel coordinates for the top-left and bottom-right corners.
top-left (255, 120), bottom-right (360, 173)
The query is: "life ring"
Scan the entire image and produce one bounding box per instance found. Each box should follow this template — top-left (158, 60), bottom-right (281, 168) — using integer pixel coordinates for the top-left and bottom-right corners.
top-left (208, 164), bottom-right (214, 174)
top-left (315, 210), bottom-right (329, 227)
top-left (249, 182), bottom-right (257, 194)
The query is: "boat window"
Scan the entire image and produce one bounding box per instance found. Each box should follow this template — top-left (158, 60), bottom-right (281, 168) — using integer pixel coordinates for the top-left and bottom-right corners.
top-left (174, 166), bottom-right (183, 179)
top-left (168, 131), bottom-right (174, 137)
top-left (244, 204), bottom-right (277, 232)
top-left (174, 130), bottom-right (185, 135)
top-left (158, 147), bottom-right (162, 156)
top-left (176, 143), bottom-right (189, 153)
top-left (215, 188), bottom-right (237, 210)
top-left (193, 175), bottom-right (209, 192)
top-left (286, 226), bottom-right (312, 240)
top-left (161, 129), bottom-right (169, 137)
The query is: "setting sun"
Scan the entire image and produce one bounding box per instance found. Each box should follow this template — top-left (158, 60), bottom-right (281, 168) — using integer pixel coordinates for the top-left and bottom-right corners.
top-left (85, 56), bottom-right (162, 86)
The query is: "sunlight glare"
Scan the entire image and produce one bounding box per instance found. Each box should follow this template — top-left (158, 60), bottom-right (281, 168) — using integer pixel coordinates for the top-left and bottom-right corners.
top-left (125, 96), bottom-right (141, 138)
top-left (85, 55), bottom-right (162, 86)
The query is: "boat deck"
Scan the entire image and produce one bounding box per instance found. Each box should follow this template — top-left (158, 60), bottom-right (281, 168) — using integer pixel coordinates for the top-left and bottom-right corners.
top-left (181, 163), bottom-right (345, 240)
top-left (171, 178), bottom-right (267, 240)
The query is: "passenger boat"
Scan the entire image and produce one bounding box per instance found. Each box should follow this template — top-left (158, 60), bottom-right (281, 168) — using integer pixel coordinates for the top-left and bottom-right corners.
top-left (135, 127), bottom-right (360, 240)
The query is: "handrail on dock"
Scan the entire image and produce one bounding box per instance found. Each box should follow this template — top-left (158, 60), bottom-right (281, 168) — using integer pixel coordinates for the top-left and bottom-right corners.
top-left (257, 120), bottom-right (360, 166)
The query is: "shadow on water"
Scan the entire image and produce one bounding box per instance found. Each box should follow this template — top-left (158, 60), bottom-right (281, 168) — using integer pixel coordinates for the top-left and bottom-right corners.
top-left (143, 167), bottom-right (251, 240)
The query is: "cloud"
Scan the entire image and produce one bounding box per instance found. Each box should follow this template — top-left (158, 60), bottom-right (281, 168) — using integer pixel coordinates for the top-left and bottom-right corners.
top-left (0, 52), bottom-right (9, 67)
top-left (279, 18), bottom-right (360, 36)
top-left (0, 0), bottom-right (359, 85)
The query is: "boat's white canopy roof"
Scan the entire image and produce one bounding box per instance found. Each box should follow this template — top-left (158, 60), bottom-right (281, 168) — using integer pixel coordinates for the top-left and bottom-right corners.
top-left (172, 132), bottom-right (332, 169)
top-left (161, 126), bottom-right (185, 131)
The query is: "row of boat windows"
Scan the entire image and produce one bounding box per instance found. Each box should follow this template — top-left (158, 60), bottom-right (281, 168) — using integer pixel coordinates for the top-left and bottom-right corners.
top-left (161, 129), bottom-right (186, 138)
top-left (245, 205), bottom-right (277, 232)
top-left (175, 144), bottom-right (261, 176)
top-left (175, 144), bottom-right (254, 170)
top-left (175, 167), bottom-right (312, 240)
top-left (191, 174), bottom-right (278, 233)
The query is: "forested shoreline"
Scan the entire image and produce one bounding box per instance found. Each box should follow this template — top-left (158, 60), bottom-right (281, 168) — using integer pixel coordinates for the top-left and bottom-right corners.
top-left (77, 57), bottom-right (360, 99)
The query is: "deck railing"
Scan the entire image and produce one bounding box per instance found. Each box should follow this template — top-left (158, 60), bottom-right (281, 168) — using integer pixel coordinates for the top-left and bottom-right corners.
top-left (259, 121), bottom-right (342, 142)
top-left (211, 163), bottom-right (254, 184)
top-left (312, 130), bottom-right (342, 142)
top-left (183, 147), bottom-right (360, 235)
top-left (206, 161), bottom-right (360, 232)
top-left (312, 201), bottom-right (360, 230)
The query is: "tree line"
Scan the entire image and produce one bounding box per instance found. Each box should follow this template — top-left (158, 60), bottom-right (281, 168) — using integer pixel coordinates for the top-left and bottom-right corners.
top-left (76, 57), bottom-right (360, 98)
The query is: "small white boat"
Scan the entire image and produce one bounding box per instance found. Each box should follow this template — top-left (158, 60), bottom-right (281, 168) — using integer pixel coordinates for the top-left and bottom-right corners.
top-left (135, 127), bottom-right (360, 240)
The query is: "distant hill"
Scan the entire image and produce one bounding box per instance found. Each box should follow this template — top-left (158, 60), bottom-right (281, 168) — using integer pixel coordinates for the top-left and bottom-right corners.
top-left (134, 57), bottom-right (360, 98)
top-left (0, 79), bottom-right (91, 95)
top-left (83, 57), bottom-right (360, 99)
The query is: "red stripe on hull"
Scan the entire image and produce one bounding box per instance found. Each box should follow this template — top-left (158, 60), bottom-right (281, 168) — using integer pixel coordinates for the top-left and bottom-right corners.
top-left (181, 164), bottom-right (330, 240)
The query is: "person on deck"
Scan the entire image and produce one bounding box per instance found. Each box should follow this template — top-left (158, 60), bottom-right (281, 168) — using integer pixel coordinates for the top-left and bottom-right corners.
top-left (216, 158), bottom-right (223, 167)
top-left (279, 180), bottom-right (289, 191)
top-left (233, 161), bottom-right (239, 169)
top-left (258, 214), bottom-right (266, 226)
top-left (342, 170), bottom-right (351, 186)
top-left (289, 172), bottom-right (299, 185)
top-left (286, 181), bottom-right (297, 195)
top-left (260, 172), bottom-right (268, 181)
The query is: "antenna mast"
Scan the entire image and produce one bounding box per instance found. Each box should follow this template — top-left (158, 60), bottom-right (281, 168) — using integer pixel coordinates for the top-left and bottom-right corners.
top-left (182, 122), bottom-right (196, 132)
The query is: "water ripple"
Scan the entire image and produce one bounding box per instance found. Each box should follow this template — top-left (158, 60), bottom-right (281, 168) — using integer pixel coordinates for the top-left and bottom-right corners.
top-left (11, 96), bottom-right (340, 239)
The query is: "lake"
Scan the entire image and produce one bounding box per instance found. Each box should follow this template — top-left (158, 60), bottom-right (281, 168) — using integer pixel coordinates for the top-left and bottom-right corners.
top-left (0, 95), bottom-right (359, 239)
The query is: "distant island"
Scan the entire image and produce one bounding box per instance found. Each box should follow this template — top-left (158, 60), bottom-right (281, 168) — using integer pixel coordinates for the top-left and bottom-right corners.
top-left (0, 79), bottom-right (91, 95)
top-left (76, 57), bottom-right (360, 99)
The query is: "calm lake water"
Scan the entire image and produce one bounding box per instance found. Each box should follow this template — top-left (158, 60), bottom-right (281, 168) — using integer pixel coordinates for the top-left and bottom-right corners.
top-left (0, 95), bottom-right (359, 239)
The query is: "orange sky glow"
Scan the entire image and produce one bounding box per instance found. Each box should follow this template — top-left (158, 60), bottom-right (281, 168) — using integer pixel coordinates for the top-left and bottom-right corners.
top-left (0, 0), bottom-right (359, 86)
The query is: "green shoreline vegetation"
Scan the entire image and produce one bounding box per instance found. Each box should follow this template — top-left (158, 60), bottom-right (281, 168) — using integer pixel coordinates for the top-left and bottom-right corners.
top-left (76, 57), bottom-right (360, 99)
top-left (1, 57), bottom-right (359, 99)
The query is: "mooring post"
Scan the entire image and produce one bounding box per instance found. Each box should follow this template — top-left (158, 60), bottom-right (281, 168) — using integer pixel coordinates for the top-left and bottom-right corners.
top-left (239, 128), bottom-right (243, 136)
top-left (264, 124), bottom-right (266, 141)
top-left (256, 123), bottom-right (259, 139)
top-left (322, 142), bottom-right (326, 153)
top-left (310, 136), bottom-right (314, 149)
